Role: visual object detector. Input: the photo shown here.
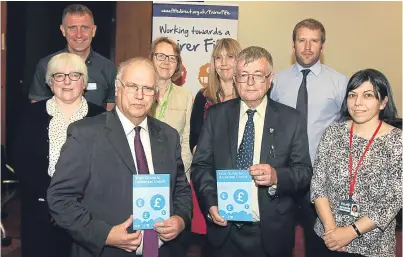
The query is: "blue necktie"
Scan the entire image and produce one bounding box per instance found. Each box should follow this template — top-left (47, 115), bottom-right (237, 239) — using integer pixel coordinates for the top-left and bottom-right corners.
top-left (236, 109), bottom-right (256, 170)
top-left (234, 109), bottom-right (256, 229)
top-left (134, 126), bottom-right (158, 257)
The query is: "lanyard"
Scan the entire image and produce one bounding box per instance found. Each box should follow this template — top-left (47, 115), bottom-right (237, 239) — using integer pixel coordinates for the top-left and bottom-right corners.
top-left (152, 83), bottom-right (173, 121)
top-left (348, 120), bottom-right (382, 198)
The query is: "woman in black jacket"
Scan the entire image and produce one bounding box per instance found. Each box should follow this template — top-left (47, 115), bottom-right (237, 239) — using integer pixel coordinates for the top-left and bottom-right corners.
top-left (11, 52), bottom-right (105, 257)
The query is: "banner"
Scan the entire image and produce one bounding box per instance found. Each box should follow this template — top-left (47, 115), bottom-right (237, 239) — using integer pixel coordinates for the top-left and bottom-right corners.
top-left (152, 2), bottom-right (239, 96)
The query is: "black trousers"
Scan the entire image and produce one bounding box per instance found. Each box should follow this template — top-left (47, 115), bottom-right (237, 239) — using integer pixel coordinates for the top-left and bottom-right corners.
top-left (20, 202), bottom-right (72, 257)
top-left (178, 230), bottom-right (208, 257)
top-left (207, 223), bottom-right (292, 257)
top-left (295, 195), bottom-right (320, 257)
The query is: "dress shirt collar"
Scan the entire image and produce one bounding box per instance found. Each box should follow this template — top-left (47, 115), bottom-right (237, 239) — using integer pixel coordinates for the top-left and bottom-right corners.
top-left (115, 107), bottom-right (149, 136)
top-left (240, 95), bottom-right (268, 118)
top-left (294, 60), bottom-right (322, 77)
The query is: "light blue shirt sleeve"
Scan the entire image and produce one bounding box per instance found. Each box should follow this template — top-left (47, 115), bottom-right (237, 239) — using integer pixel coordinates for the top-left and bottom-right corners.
top-left (271, 62), bottom-right (348, 163)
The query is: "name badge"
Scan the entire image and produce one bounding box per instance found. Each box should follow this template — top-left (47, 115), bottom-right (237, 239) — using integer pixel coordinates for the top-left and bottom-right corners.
top-left (338, 199), bottom-right (360, 218)
top-left (87, 83), bottom-right (97, 90)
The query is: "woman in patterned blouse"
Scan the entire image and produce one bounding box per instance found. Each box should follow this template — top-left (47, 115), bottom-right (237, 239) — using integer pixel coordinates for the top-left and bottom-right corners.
top-left (311, 69), bottom-right (402, 257)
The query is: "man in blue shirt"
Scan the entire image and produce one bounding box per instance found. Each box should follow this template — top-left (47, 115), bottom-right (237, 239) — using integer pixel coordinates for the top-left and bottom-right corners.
top-left (270, 18), bottom-right (348, 257)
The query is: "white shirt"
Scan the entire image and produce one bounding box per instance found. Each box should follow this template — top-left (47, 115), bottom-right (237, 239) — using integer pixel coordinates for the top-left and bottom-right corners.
top-left (115, 107), bottom-right (163, 255)
top-left (237, 96), bottom-right (267, 221)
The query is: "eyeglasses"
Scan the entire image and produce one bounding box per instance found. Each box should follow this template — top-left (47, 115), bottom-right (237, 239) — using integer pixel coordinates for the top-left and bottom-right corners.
top-left (116, 79), bottom-right (157, 96)
top-left (153, 52), bottom-right (179, 63)
top-left (234, 73), bottom-right (271, 83)
top-left (52, 72), bottom-right (83, 82)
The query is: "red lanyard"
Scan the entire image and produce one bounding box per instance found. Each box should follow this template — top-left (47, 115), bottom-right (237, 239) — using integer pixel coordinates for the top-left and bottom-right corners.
top-left (348, 120), bottom-right (382, 199)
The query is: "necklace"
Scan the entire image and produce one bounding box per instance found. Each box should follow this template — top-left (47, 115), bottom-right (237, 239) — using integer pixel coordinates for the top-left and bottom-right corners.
top-left (222, 92), bottom-right (233, 97)
top-left (220, 87), bottom-right (235, 97)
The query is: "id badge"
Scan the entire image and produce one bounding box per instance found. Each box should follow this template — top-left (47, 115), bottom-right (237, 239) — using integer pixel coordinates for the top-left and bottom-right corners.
top-left (338, 199), bottom-right (360, 217)
top-left (87, 83), bottom-right (97, 90)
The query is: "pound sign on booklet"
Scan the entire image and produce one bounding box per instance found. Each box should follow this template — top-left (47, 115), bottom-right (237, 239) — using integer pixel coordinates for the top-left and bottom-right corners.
top-left (154, 198), bottom-right (161, 208)
top-left (237, 192), bottom-right (244, 203)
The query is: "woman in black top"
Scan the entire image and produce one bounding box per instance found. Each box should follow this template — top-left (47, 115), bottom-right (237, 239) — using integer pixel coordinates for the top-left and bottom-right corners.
top-left (188, 38), bottom-right (242, 239)
top-left (189, 38), bottom-right (242, 153)
top-left (10, 53), bottom-right (105, 257)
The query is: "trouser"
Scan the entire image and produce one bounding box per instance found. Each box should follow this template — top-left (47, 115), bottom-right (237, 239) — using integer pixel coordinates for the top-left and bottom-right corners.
top-left (207, 223), bottom-right (292, 257)
top-left (295, 194), bottom-right (320, 257)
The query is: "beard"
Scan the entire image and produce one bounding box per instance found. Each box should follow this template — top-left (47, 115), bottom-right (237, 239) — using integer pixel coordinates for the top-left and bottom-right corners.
top-left (295, 52), bottom-right (321, 68)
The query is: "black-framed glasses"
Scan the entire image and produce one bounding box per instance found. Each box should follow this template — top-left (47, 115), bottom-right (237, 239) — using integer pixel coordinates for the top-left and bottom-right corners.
top-left (116, 79), bottom-right (157, 96)
top-left (52, 72), bottom-right (83, 82)
top-left (153, 52), bottom-right (179, 63)
top-left (234, 73), bottom-right (271, 83)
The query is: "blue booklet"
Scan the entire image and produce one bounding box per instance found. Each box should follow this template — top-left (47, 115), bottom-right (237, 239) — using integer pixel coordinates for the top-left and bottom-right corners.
top-left (216, 170), bottom-right (253, 222)
top-left (132, 174), bottom-right (170, 230)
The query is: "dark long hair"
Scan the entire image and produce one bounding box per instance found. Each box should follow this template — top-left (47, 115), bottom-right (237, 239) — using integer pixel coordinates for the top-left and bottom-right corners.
top-left (339, 69), bottom-right (398, 123)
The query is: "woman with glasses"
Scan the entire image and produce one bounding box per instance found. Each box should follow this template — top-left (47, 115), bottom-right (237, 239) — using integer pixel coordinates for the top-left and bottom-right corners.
top-left (10, 53), bottom-right (105, 257)
top-left (150, 37), bottom-right (193, 181)
top-left (311, 69), bottom-right (402, 257)
top-left (187, 38), bottom-right (242, 240)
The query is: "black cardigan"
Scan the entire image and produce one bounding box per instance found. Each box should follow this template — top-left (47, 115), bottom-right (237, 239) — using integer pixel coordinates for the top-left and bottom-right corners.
top-left (189, 90), bottom-right (208, 151)
top-left (10, 100), bottom-right (105, 204)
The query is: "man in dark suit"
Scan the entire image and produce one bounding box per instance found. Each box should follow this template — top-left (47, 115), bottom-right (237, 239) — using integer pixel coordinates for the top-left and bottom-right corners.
top-left (47, 57), bottom-right (192, 257)
top-left (191, 46), bottom-right (312, 257)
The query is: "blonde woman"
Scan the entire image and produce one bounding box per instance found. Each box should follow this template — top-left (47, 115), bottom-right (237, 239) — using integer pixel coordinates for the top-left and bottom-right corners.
top-left (11, 53), bottom-right (105, 257)
top-left (190, 38), bottom-right (242, 154)
top-left (188, 38), bottom-right (241, 238)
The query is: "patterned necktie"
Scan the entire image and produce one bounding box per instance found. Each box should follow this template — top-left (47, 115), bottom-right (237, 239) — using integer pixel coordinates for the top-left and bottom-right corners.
top-left (296, 69), bottom-right (311, 125)
top-left (134, 126), bottom-right (158, 257)
top-left (236, 109), bottom-right (256, 169)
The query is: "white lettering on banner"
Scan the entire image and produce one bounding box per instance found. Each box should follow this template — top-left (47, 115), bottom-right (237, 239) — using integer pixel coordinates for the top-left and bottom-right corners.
top-left (153, 2), bottom-right (239, 97)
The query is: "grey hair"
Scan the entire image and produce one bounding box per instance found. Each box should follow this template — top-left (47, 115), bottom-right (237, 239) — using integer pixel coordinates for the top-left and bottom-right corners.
top-left (115, 57), bottom-right (158, 89)
top-left (235, 46), bottom-right (274, 73)
top-left (62, 4), bottom-right (94, 25)
top-left (46, 52), bottom-right (88, 87)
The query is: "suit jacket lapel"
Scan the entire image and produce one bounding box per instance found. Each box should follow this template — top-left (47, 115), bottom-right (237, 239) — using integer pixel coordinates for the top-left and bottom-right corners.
top-left (105, 110), bottom-right (137, 175)
top-left (228, 100), bottom-right (241, 168)
top-left (148, 118), bottom-right (165, 174)
top-left (260, 98), bottom-right (279, 164)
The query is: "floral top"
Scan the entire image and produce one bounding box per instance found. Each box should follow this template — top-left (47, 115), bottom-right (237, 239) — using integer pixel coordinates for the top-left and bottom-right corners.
top-left (311, 121), bottom-right (402, 257)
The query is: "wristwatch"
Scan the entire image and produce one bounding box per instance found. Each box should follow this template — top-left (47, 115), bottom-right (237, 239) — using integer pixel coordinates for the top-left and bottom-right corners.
top-left (351, 223), bottom-right (362, 238)
top-left (267, 185), bottom-right (277, 196)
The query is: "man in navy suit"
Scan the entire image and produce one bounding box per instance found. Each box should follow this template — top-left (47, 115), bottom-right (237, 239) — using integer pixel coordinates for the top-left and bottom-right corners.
top-left (191, 46), bottom-right (312, 257)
